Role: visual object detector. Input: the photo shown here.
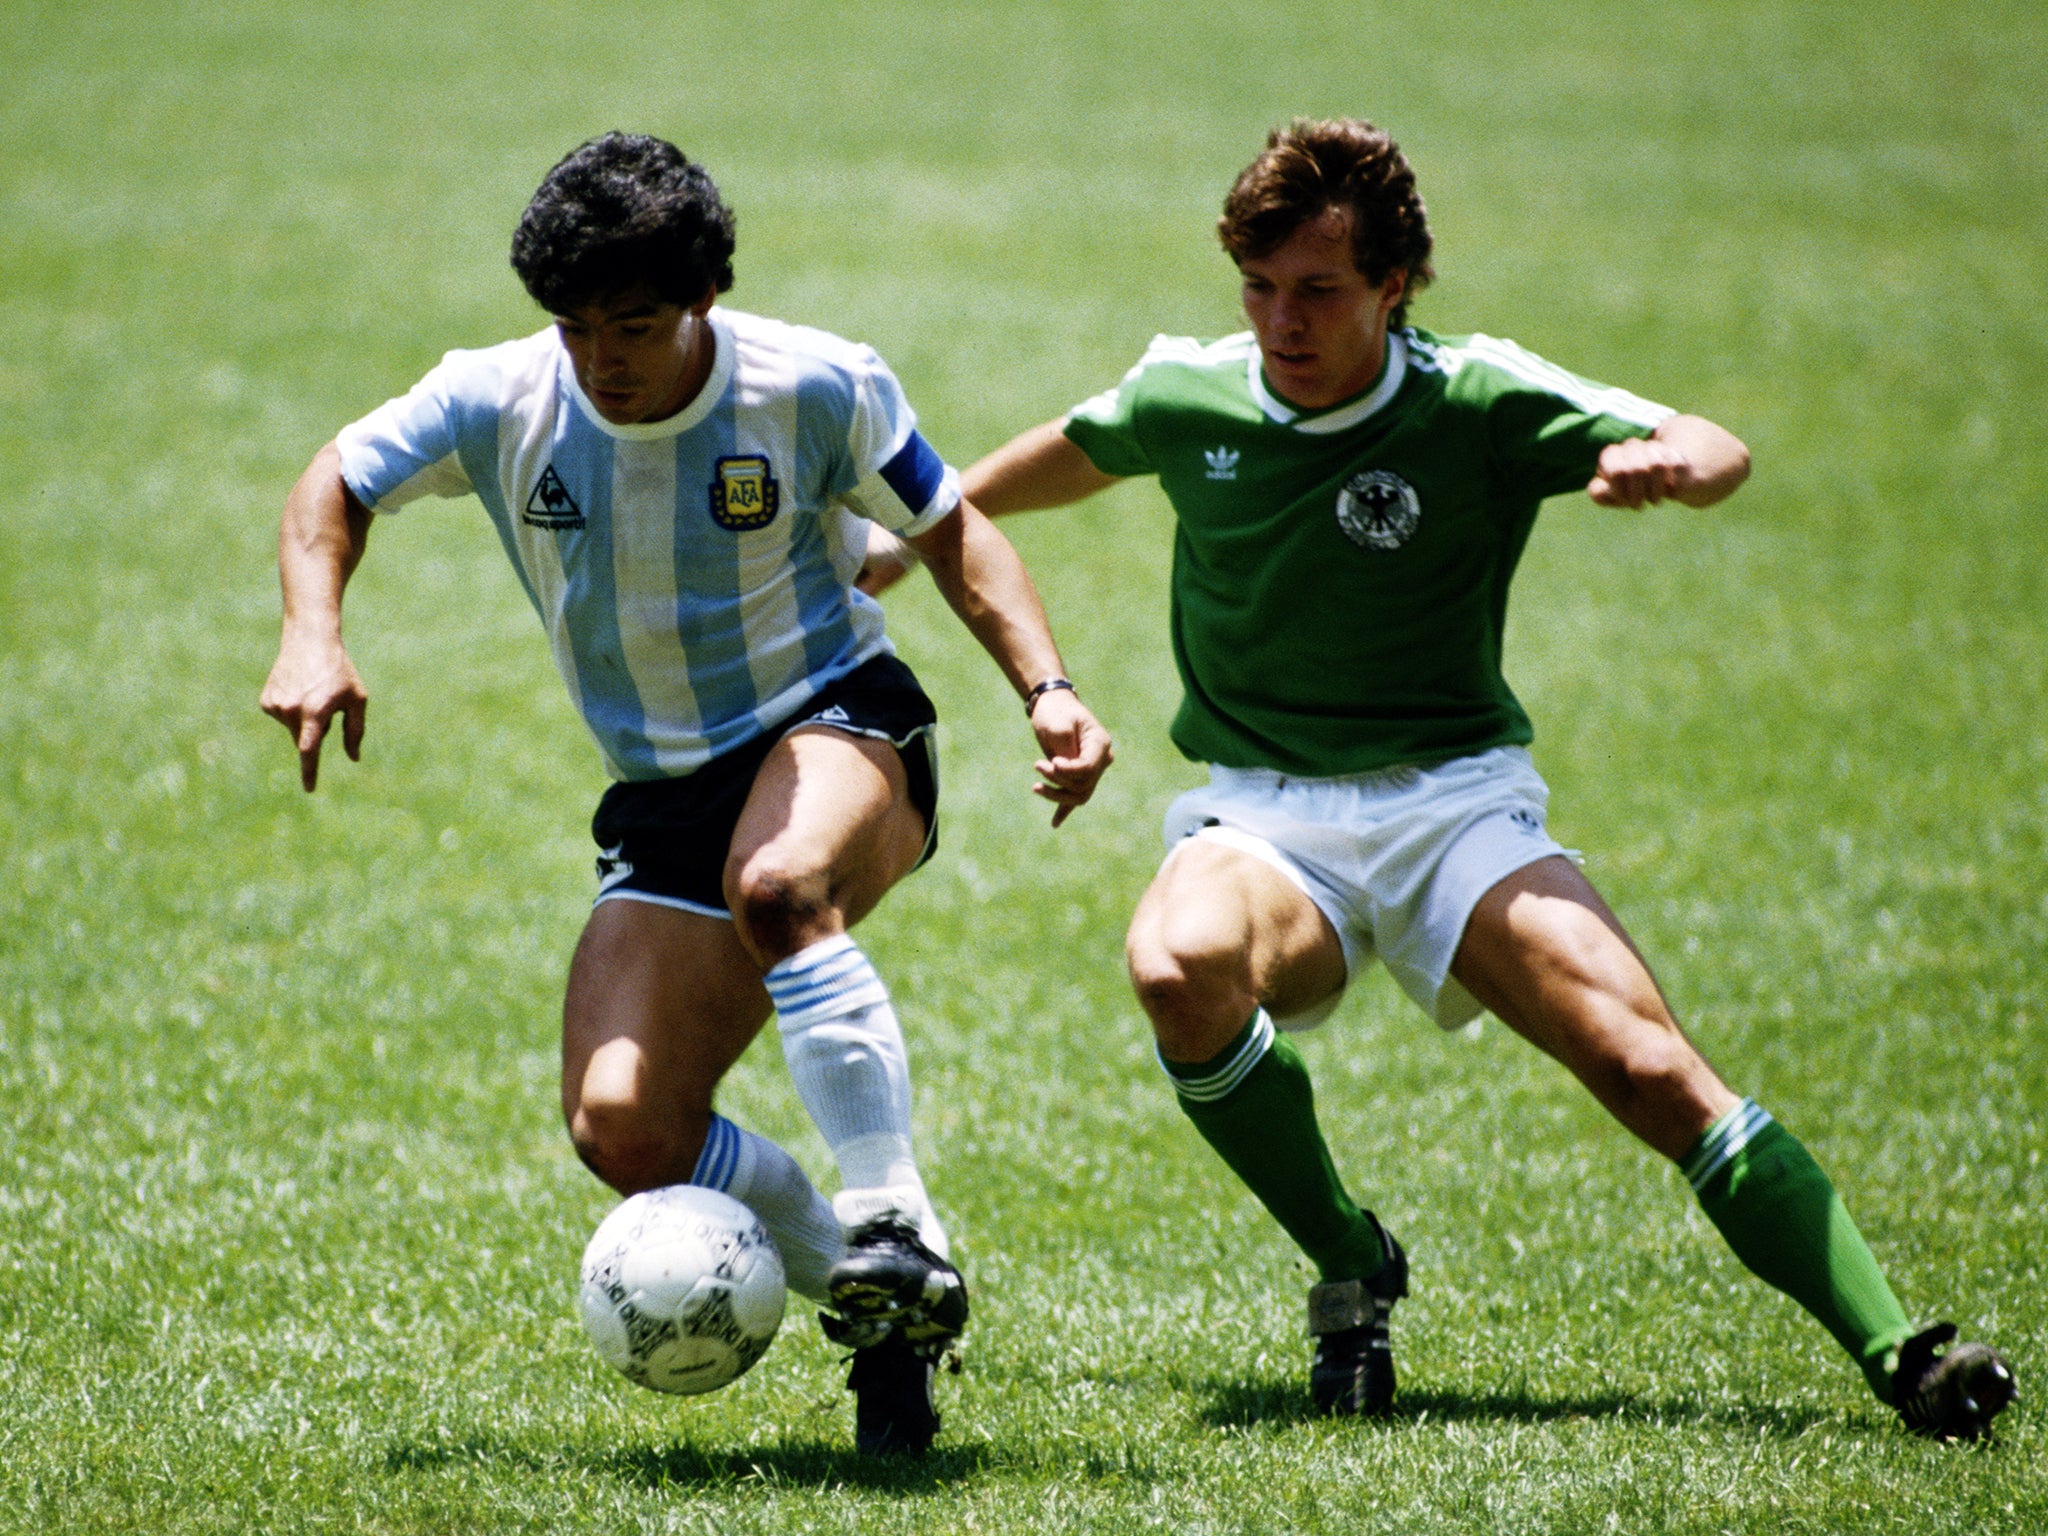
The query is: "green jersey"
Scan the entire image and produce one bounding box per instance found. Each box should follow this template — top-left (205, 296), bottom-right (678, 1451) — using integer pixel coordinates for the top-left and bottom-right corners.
top-left (1064, 326), bottom-right (1671, 775)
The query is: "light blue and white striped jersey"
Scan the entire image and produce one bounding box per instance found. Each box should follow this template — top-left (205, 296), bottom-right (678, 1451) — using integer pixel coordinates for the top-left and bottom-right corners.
top-left (336, 308), bottom-right (959, 781)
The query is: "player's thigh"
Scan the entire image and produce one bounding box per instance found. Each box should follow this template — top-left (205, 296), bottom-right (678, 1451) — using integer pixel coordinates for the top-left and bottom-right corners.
top-left (724, 725), bottom-right (927, 955)
top-left (1451, 855), bottom-right (1733, 1154)
top-left (1126, 836), bottom-right (1345, 1050)
top-left (561, 896), bottom-right (772, 1160)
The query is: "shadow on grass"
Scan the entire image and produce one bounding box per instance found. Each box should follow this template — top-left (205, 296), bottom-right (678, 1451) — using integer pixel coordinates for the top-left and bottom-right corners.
top-left (386, 1433), bottom-right (991, 1492)
top-left (386, 1432), bottom-right (1163, 1493)
top-left (1195, 1376), bottom-right (1844, 1440)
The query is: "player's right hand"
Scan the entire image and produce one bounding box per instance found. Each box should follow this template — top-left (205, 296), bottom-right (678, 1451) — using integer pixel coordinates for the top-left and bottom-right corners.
top-left (1587, 435), bottom-right (1695, 509)
top-left (1027, 688), bottom-right (1114, 828)
top-left (259, 638), bottom-right (367, 792)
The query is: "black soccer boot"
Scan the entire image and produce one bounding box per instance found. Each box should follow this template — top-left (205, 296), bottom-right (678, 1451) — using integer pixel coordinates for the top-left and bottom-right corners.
top-left (827, 1215), bottom-right (971, 1350)
top-left (818, 1321), bottom-right (943, 1457)
top-left (1892, 1323), bottom-right (2018, 1441)
top-left (1307, 1211), bottom-right (1409, 1416)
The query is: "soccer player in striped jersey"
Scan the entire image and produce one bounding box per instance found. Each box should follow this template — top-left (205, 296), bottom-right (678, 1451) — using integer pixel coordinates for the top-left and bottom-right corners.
top-left (916, 118), bottom-right (2013, 1440)
top-left (261, 132), bottom-right (1113, 1456)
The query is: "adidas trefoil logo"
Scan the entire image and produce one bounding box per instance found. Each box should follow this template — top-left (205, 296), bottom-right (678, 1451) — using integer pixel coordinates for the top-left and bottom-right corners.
top-left (1204, 445), bottom-right (1240, 481)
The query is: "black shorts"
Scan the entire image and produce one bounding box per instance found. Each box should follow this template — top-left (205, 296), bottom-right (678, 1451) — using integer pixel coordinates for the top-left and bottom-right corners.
top-left (590, 654), bottom-right (939, 916)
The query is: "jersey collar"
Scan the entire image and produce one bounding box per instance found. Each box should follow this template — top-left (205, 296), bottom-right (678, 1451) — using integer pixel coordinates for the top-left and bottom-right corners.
top-left (562, 309), bottom-right (736, 440)
top-left (1247, 330), bottom-right (1409, 435)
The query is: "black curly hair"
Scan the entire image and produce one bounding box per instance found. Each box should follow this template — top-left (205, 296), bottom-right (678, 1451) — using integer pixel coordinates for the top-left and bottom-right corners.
top-left (510, 132), bottom-right (737, 314)
top-left (1218, 119), bottom-right (1434, 329)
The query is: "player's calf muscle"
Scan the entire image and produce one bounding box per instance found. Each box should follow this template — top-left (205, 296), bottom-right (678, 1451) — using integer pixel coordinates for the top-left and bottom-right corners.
top-left (565, 1034), bottom-right (707, 1188)
top-left (1522, 999), bottom-right (1731, 1156)
top-left (1585, 1033), bottom-right (1726, 1155)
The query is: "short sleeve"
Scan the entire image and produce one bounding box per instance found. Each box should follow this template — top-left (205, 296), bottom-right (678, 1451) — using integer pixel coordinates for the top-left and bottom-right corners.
top-left (833, 349), bottom-right (961, 538)
top-left (1458, 335), bottom-right (1675, 500)
top-left (334, 351), bottom-right (486, 514)
top-left (1061, 348), bottom-right (1160, 479)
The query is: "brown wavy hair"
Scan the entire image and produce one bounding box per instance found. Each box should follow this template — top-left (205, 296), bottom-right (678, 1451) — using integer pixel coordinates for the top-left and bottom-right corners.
top-left (1218, 119), bottom-right (1434, 328)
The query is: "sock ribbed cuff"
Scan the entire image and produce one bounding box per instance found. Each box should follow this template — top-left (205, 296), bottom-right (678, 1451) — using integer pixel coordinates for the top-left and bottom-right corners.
top-left (1159, 1010), bottom-right (1276, 1103)
top-left (688, 1114), bottom-right (844, 1302)
top-left (1680, 1097), bottom-right (1774, 1193)
top-left (690, 1112), bottom-right (750, 1191)
top-left (765, 933), bottom-right (888, 1027)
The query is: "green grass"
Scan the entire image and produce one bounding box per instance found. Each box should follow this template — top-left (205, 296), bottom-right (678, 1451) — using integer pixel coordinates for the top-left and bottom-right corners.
top-left (3, 0), bottom-right (2044, 1530)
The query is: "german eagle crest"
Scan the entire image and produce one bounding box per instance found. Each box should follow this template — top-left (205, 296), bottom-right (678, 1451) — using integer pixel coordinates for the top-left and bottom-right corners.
top-left (1335, 469), bottom-right (1420, 552)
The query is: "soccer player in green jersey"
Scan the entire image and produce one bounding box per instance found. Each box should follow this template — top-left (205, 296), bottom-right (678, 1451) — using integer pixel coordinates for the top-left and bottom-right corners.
top-left (876, 118), bottom-right (2017, 1439)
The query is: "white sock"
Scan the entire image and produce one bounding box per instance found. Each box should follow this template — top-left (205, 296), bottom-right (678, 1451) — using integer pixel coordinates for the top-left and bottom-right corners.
top-left (766, 934), bottom-right (950, 1257)
top-left (690, 1113), bottom-right (843, 1302)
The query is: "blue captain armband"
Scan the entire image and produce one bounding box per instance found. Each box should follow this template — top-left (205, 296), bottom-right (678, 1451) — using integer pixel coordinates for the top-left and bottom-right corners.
top-left (878, 430), bottom-right (947, 513)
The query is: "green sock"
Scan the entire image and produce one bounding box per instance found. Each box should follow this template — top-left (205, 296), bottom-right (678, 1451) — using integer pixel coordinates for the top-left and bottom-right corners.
top-left (1161, 1010), bottom-right (1385, 1282)
top-left (1684, 1099), bottom-right (1913, 1401)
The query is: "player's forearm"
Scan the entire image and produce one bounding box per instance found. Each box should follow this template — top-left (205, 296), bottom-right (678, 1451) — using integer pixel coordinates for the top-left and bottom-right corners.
top-left (912, 501), bottom-right (1068, 699)
top-left (1654, 414), bottom-right (1751, 507)
top-left (277, 442), bottom-right (372, 641)
top-left (960, 418), bottom-right (1121, 516)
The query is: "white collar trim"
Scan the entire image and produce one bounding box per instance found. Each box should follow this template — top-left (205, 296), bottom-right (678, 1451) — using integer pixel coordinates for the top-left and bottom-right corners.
top-left (1247, 330), bottom-right (1409, 435)
top-left (564, 309), bottom-right (734, 440)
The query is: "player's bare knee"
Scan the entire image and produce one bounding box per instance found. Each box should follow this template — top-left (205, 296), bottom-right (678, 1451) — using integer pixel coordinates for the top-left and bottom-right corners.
top-left (569, 1117), bottom-right (674, 1195)
top-left (1126, 925), bottom-right (1193, 1012)
top-left (570, 1095), bottom-right (701, 1195)
top-left (726, 849), bottom-right (834, 957)
top-left (1521, 908), bottom-right (1617, 995)
top-left (1126, 925), bottom-right (1249, 1053)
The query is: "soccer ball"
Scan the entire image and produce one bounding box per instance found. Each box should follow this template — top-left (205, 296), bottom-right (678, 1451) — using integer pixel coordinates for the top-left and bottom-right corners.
top-left (579, 1185), bottom-right (787, 1395)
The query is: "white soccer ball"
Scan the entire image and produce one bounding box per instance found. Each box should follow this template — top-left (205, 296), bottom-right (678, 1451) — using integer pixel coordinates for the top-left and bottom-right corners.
top-left (579, 1185), bottom-right (787, 1396)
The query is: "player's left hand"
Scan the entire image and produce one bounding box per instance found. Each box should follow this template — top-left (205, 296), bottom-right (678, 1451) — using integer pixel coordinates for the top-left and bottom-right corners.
top-left (1026, 689), bottom-right (1114, 827)
top-left (1587, 436), bottom-right (1698, 509)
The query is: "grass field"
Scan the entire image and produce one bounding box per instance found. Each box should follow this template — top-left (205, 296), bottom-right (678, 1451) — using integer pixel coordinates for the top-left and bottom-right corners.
top-left (3, 1), bottom-right (2045, 1530)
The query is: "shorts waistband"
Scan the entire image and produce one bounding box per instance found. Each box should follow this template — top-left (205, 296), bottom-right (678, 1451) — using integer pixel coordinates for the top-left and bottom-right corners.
top-left (1210, 746), bottom-right (1532, 793)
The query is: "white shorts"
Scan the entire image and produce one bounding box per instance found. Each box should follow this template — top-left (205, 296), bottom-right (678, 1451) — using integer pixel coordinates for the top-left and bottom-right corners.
top-left (1160, 746), bottom-right (1573, 1032)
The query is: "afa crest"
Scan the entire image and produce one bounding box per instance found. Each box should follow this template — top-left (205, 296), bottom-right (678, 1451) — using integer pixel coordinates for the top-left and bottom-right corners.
top-left (710, 455), bottom-right (780, 531)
